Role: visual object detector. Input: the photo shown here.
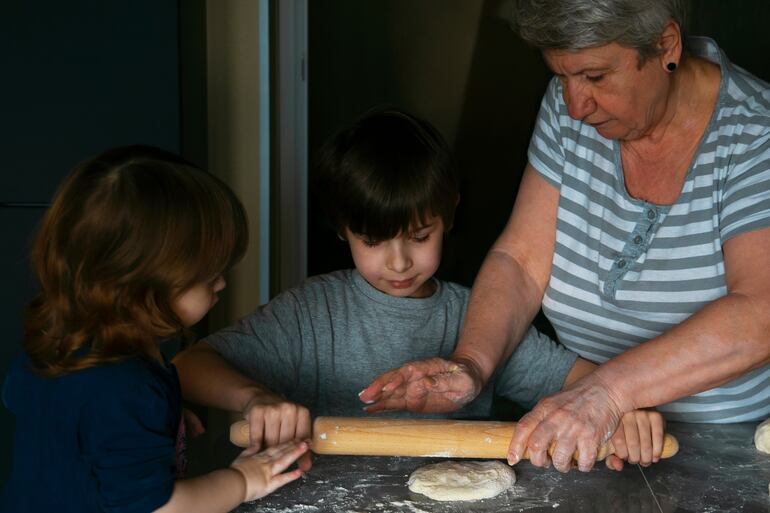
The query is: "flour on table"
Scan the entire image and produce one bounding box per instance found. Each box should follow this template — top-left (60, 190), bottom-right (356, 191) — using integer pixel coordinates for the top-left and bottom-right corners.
top-left (407, 460), bottom-right (515, 501)
top-left (754, 418), bottom-right (770, 454)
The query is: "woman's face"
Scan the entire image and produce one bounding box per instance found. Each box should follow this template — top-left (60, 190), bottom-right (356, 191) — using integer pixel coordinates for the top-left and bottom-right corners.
top-left (543, 42), bottom-right (671, 141)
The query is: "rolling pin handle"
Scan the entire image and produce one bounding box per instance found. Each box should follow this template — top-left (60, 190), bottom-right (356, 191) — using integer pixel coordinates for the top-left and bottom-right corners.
top-left (231, 420), bottom-right (251, 448)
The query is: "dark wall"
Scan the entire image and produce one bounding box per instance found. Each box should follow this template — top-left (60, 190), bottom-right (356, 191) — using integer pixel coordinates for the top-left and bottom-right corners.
top-left (308, 0), bottom-right (770, 288)
top-left (0, 0), bottom-right (181, 482)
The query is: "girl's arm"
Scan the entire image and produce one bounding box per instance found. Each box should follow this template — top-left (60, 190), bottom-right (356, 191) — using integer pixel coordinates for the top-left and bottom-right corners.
top-left (173, 342), bottom-right (311, 458)
top-left (156, 440), bottom-right (309, 513)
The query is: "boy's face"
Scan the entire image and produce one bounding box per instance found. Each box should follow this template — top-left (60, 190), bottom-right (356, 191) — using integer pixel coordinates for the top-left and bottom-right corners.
top-left (344, 216), bottom-right (444, 298)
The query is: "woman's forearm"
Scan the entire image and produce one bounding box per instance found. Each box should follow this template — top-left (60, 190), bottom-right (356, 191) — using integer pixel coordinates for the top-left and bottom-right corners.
top-left (594, 291), bottom-right (770, 413)
top-left (452, 249), bottom-right (546, 385)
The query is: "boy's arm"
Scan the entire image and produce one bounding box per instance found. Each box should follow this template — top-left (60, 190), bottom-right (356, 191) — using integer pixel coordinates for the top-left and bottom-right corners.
top-left (563, 357), bottom-right (596, 386)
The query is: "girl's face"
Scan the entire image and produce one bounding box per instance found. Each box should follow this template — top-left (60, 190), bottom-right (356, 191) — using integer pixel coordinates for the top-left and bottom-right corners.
top-left (172, 275), bottom-right (226, 327)
top-left (344, 216), bottom-right (444, 298)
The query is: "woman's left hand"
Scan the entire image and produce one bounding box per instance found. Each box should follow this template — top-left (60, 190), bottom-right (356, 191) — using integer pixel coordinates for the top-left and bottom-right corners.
top-left (508, 374), bottom-right (626, 473)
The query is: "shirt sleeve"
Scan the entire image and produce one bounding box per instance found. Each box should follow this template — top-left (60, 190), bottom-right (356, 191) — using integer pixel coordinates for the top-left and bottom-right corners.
top-left (204, 288), bottom-right (305, 398)
top-left (527, 77), bottom-right (568, 188)
top-left (79, 362), bottom-right (177, 513)
top-left (719, 128), bottom-right (770, 241)
top-left (493, 326), bottom-right (578, 410)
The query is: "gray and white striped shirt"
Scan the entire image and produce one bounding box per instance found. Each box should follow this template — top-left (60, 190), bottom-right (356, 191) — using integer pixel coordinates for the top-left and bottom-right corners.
top-left (529, 37), bottom-right (770, 423)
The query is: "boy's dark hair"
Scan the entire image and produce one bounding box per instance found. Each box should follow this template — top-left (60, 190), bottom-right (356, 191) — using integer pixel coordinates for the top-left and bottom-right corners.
top-left (315, 108), bottom-right (459, 241)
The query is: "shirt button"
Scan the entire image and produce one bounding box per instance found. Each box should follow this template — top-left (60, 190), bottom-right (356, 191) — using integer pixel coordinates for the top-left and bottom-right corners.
top-left (633, 235), bottom-right (643, 244)
top-left (617, 259), bottom-right (627, 269)
top-left (647, 209), bottom-right (656, 220)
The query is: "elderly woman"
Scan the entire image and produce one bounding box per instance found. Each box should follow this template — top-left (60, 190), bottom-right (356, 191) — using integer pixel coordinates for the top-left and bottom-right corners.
top-left (360, 0), bottom-right (770, 473)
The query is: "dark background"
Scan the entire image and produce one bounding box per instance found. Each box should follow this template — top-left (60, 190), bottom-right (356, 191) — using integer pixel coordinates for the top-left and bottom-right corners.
top-left (307, 0), bottom-right (770, 289)
top-left (2, 0), bottom-right (769, 484)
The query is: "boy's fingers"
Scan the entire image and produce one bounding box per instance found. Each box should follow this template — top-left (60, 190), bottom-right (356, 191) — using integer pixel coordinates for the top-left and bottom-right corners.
top-left (636, 413), bottom-right (653, 465)
top-left (611, 424), bottom-right (628, 461)
top-left (651, 414), bottom-right (665, 462)
top-left (605, 454), bottom-right (624, 471)
top-left (622, 413), bottom-right (641, 464)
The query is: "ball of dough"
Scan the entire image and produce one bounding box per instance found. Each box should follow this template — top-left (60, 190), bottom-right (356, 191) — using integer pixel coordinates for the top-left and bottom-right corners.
top-left (407, 460), bottom-right (516, 502)
top-left (755, 418), bottom-right (770, 455)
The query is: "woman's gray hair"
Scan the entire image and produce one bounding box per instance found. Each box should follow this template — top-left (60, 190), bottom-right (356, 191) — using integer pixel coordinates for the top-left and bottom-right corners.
top-left (511, 0), bottom-right (686, 61)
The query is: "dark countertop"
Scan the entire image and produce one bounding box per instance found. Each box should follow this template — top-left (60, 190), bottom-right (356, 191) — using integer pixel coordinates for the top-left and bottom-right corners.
top-left (223, 422), bottom-right (770, 513)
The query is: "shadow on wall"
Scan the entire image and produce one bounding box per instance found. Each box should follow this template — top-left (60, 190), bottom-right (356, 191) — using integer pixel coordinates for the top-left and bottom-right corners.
top-left (308, 0), bottom-right (770, 289)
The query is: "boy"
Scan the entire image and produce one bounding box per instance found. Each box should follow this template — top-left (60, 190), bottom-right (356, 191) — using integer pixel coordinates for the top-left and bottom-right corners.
top-left (174, 109), bottom-right (660, 470)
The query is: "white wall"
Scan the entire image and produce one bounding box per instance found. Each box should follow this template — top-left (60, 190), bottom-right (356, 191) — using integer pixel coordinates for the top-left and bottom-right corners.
top-left (205, 0), bottom-right (266, 329)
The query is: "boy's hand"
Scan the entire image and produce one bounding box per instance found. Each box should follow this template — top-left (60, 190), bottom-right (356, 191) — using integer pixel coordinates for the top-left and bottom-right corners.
top-left (242, 395), bottom-right (312, 471)
top-left (359, 357), bottom-right (482, 413)
top-left (605, 409), bottom-right (665, 471)
top-left (230, 440), bottom-right (309, 502)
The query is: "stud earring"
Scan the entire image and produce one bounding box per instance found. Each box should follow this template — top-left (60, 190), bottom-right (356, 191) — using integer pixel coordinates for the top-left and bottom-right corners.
top-left (666, 62), bottom-right (677, 72)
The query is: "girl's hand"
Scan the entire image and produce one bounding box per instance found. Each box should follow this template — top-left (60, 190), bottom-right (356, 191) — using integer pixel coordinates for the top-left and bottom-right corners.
top-left (242, 395), bottom-right (312, 471)
top-left (359, 357), bottom-right (483, 413)
top-left (605, 409), bottom-right (666, 471)
top-left (230, 440), bottom-right (310, 502)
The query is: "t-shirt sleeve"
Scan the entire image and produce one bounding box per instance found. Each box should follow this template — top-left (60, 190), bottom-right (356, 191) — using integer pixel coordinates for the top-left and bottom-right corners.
top-left (79, 365), bottom-right (176, 513)
top-left (719, 128), bottom-right (770, 241)
top-left (493, 325), bottom-right (578, 410)
top-left (203, 289), bottom-right (305, 398)
top-left (527, 77), bottom-right (567, 188)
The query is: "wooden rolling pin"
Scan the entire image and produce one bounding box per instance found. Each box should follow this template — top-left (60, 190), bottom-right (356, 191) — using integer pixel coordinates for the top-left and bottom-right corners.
top-left (230, 416), bottom-right (679, 461)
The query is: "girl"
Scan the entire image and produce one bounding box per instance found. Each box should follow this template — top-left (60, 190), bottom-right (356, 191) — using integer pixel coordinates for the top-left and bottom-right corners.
top-left (1, 146), bottom-right (309, 512)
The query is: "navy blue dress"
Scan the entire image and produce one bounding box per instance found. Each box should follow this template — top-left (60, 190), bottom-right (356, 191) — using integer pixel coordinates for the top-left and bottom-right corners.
top-left (1, 353), bottom-right (181, 512)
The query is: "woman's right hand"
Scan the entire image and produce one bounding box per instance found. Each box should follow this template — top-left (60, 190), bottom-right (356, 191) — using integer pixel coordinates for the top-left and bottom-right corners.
top-left (230, 440), bottom-right (309, 502)
top-left (359, 357), bottom-right (483, 413)
top-left (242, 395), bottom-right (312, 471)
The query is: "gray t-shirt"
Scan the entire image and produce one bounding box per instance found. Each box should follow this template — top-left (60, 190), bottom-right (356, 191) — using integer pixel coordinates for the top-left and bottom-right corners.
top-left (206, 269), bottom-right (577, 418)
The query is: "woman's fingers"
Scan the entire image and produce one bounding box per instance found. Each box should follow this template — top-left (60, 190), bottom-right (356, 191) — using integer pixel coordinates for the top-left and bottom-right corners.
top-left (508, 410), bottom-right (544, 466)
top-left (509, 376), bottom-right (625, 473)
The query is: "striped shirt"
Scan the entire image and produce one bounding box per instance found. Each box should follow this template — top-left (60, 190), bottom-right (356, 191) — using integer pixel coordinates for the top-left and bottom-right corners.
top-left (529, 37), bottom-right (770, 423)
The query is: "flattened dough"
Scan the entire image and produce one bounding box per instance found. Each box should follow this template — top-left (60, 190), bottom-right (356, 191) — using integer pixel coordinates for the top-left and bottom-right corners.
top-left (755, 418), bottom-right (770, 454)
top-left (407, 460), bottom-right (516, 502)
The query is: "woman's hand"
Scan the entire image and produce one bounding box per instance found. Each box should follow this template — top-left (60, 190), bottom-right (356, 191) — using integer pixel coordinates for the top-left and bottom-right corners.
top-left (605, 409), bottom-right (666, 471)
top-left (230, 440), bottom-right (310, 502)
top-left (358, 357), bottom-right (483, 413)
top-left (242, 395), bottom-right (312, 471)
top-left (508, 374), bottom-right (626, 473)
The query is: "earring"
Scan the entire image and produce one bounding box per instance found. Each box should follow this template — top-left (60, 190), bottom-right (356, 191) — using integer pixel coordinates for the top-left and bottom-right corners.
top-left (666, 62), bottom-right (677, 72)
